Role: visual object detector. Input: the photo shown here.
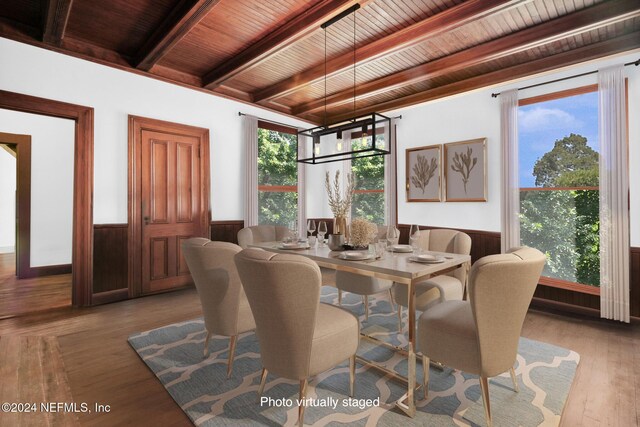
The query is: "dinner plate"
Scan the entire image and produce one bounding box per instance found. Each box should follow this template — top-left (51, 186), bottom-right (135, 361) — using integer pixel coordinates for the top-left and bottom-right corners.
top-left (339, 251), bottom-right (374, 261)
top-left (389, 244), bottom-right (413, 253)
top-left (278, 243), bottom-right (310, 250)
top-left (408, 255), bottom-right (445, 264)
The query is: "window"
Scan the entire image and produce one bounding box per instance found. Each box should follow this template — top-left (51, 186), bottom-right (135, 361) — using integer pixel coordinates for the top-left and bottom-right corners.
top-left (518, 85), bottom-right (600, 291)
top-left (349, 131), bottom-right (385, 224)
top-left (257, 121), bottom-right (298, 227)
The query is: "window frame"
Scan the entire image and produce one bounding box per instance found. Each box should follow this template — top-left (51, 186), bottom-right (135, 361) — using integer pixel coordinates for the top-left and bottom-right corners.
top-left (348, 129), bottom-right (386, 223)
top-left (257, 121), bottom-right (299, 222)
top-left (518, 83), bottom-right (629, 295)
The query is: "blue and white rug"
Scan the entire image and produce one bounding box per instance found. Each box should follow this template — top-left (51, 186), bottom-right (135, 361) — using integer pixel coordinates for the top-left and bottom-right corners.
top-left (128, 287), bottom-right (579, 426)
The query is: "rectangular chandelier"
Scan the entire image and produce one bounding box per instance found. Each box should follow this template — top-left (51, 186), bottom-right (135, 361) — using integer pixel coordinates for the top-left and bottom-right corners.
top-left (297, 112), bottom-right (391, 164)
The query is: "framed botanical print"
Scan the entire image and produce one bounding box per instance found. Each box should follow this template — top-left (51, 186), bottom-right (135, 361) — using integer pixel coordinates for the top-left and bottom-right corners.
top-left (444, 138), bottom-right (487, 202)
top-left (406, 144), bottom-right (441, 202)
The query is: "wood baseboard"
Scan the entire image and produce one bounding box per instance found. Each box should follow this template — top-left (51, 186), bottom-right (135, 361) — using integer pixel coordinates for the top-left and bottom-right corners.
top-left (21, 264), bottom-right (72, 278)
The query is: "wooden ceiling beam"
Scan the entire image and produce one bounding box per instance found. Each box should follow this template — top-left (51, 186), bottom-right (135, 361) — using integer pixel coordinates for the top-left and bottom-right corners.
top-left (253, 0), bottom-right (525, 103)
top-left (42, 0), bottom-right (73, 45)
top-left (134, 0), bottom-right (222, 71)
top-left (202, 0), bottom-right (364, 90)
top-left (320, 31), bottom-right (640, 124)
top-left (294, 0), bottom-right (640, 115)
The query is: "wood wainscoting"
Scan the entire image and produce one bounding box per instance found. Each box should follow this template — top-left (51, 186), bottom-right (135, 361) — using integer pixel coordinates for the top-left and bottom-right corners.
top-left (92, 224), bottom-right (129, 305)
top-left (210, 220), bottom-right (245, 244)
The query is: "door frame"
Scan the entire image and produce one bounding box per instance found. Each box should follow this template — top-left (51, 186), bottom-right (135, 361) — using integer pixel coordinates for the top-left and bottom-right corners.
top-left (128, 115), bottom-right (211, 298)
top-left (0, 133), bottom-right (31, 278)
top-left (0, 91), bottom-right (94, 306)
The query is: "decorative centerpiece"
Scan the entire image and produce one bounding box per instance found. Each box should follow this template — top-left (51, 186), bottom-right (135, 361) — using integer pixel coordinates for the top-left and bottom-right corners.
top-left (349, 217), bottom-right (377, 249)
top-left (325, 170), bottom-right (355, 242)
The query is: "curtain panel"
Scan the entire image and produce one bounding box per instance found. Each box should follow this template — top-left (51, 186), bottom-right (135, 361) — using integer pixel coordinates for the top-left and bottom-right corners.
top-left (500, 89), bottom-right (520, 253)
top-left (297, 133), bottom-right (307, 239)
top-left (242, 114), bottom-right (259, 227)
top-left (598, 65), bottom-right (630, 323)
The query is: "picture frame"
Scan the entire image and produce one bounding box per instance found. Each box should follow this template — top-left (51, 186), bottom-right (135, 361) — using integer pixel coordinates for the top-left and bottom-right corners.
top-left (406, 144), bottom-right (441, 202)
top-left (444, 138), bottom-right (487, 202)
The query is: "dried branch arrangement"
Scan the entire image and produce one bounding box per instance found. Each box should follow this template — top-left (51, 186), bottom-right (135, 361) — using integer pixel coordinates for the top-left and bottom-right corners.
top-left (349, 217), bottom-right (377, 248)
top-left (325, 170), bottom-right (356, 217)
top-left (411, 154), bottom-right (437, 193)
top-left (451, 146), bottom-right (478, 193)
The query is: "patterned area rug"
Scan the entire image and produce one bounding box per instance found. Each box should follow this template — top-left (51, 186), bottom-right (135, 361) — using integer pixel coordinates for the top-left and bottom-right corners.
top-left (128, 287), bottom-right (579, 426)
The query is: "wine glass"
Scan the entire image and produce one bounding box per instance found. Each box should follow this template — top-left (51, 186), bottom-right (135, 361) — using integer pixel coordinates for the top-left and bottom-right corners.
top-left (307, 219), bottom-right (316, 238)
top-left (289, 219), bottom-right (299, 241)
top-left (409, 224), bottom-right (421, 254)
top-left (386, 224), bottom-right (399, 247)
top-left (317, 221), bottom-right (327, 246)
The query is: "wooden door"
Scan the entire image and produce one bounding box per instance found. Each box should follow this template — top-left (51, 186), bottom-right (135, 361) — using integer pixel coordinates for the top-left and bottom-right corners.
top-left (130, 116), bottom-right (210, 296)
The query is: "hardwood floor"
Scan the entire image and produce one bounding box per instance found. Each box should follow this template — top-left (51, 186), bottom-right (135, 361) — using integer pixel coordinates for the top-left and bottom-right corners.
top-left (0, 253), bottom-right (72, 319)
top-left (0, 274), bottom-right (638, 426)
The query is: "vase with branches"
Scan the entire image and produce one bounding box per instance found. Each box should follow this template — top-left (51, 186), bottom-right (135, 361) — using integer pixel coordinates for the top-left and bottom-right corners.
top-left (451, 146), bottom-right (478, 193)
top-left (411, 154), bottom-right (438, 193)
top-left (325, 170), bottom-right (356, 237)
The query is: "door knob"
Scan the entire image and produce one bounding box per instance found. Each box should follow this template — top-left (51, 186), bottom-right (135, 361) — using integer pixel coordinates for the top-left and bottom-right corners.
top-left (144, 216), bottom-right (150, 224)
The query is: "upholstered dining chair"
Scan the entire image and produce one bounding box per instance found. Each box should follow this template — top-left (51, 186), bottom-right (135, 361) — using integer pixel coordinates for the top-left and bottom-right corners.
top-left (391, 228), bottom-right (471, 331)
top-left (181, 238), bottom-right (256, 378)
top-left (237, 225), bottom-right (292, 249)
top-left (234, 248), bottom-right (359, 427)
top-left (417, 247), bottom-right (546, 427)
top-left (336, 225), bottom-right (395, 320)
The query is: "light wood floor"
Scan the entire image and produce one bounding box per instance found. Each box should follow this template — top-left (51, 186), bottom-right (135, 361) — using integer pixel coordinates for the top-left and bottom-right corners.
top-left (0, 272), bottom-right (638, 426)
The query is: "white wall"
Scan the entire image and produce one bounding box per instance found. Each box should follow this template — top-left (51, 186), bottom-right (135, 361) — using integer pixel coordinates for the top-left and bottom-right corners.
top-left (1, 37), bottom-right (638, 249)
top-left (385, 50), bottom-right (640, 246)
top-left (0, 111), bottom-right (74, 266)
top-left (0, 147), bottom-right (16, 251)
top-left (0, 37), bottom-right (313, 224)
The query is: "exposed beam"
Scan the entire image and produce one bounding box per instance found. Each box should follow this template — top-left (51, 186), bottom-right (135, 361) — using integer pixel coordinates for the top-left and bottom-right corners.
top-left (135, 0), bottom-right (222, 71)
top-left (253, 0), bottom-right (526, 103)
top-left (321, 31), bottom-right (640, 124)
top-left (293, 0), bottom-right (640, 115)
top-left (42, 0), bottom-right (73, 45)
top-left (202, 0), bottom-right (364, 89)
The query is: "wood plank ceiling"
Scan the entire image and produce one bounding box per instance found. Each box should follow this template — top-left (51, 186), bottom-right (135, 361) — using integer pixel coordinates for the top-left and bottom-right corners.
top-left (1, 0), bottom-right (639, 124)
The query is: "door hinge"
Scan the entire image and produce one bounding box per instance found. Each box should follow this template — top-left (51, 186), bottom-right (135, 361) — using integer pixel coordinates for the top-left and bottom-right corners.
top-left (197, 146), bottom-right (201, 158)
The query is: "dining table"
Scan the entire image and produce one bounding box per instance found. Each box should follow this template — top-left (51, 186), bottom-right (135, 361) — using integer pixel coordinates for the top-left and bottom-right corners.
top-left (248, 240), bottom-right (471, 417)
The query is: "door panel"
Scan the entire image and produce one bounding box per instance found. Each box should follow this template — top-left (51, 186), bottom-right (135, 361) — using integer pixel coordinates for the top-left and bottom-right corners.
top-left (140, 129), bottom-right (202, 294)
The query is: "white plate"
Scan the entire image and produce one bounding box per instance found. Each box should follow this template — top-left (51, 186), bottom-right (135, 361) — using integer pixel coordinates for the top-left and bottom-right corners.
top-left (409, 255), bottom-right (445, 264)
top-left (389, 244), bottom-right (413, 253)
top-left (339, 251), bottom-right (373, 261)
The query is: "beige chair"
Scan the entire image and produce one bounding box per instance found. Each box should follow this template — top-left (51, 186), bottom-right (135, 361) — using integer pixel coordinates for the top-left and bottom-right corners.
top-left (181, 238), bottom-right (256, 377)
top-left (237, 225), bottom-right (292, 249)
top-left (336, 225), bottom-right (394, 320)
top-left (392, 229), bottom-right (471, 331)
top-left (417, 247), bottom-right (546, 427)
top-left (234, 248), bottom-right (359, 427)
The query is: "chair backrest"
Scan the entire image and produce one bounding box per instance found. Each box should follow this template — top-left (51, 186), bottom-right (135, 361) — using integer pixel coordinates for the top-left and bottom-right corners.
top-left (234, 248), bottom-right (322, 380)
top-left (237, 225), bottom-right (291, 248)
top-left (181, 238), bottom-right (251, 336)
top-left (419, 229), bottom-right (472, 284)
top-left (468, 247), bottom-right (546, 377)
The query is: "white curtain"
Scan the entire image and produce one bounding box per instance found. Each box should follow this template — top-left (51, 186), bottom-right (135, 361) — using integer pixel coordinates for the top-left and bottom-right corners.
top-left (242, 114), bottom-right (259, 227)
top-left (500, 89), bottom-right (520, 253)
top-left (297, 133), bottom-right (307, 239)
top-left (598, 64), bottom-right (630, 323)
top-left (384, 118), bottom-right (398, 226)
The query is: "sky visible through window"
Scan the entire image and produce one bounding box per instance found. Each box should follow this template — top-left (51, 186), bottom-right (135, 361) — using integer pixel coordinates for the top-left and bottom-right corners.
top-left (518, 91), bottom-right (599, 187)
